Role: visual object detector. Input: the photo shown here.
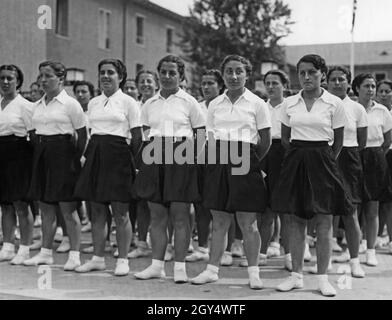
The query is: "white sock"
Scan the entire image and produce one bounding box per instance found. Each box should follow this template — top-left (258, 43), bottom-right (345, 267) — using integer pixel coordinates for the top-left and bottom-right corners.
top-left (316, 274), bottom-right (329, 283)
top-left (206, 264), bottom-right (219, 274)
top-left (259, 253), bottom-right (267, 259)
top-left (17, 245), bottom-right (30, 255)
top-left (367, 249), bottom-right (375, 254)
top-left (285, 253), bottom-right (292, 260)
top-left (2, 242), bottom-right (15, 252)
top-left (247, 266), bottom-right (260, 279)
top-left (151, 259), bottom-right (164, 269)
top-left (199, 247), bottom-right (209, 254)
top-left (350, 257), bottom-right (360, 265)
top-left (292, 272), bottom-right (303, 279)
top-left (40, 248), bottom-right (52, 256)
top-left (117, 258), bottom-right (128, 265)
top-left (92, 255), bottom-right (104, 262)
top-left (174, 262), bottom-right (186, 271)
top-left (270, 242), bottom-right (280, 248)
top-left (69, 251), bottom-right (80, 260)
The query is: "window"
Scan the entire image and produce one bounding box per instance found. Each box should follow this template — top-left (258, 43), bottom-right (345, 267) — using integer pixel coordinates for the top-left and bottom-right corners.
top-left (98, 9), bottom-right (111, 49)
top-left (136, 15), bottom-right (144, 45)
top-left (136, 63), bottom-right (144, 74)
top-left (65, 68), bottom-right (84, 86)
top-left (55, 0), bottom-right (69, 36)
top-left (166, 27), bottom-right (174, 53)
top-left (375, 72), bottom-right (387, 82)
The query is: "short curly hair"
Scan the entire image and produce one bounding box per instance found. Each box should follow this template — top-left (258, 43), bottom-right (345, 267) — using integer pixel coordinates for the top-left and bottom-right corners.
top-left (220, 55), bottom-right (253, 77)
top-left (296, 54), bottom-right (328, 76)
top-left (157, 55), bottom-right (186, 82)
top-left (351, 73), bottom-right (376, 96)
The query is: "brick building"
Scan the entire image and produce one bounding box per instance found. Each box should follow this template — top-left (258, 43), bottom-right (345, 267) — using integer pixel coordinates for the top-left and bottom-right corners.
top-left (0, 0), bottom-right (186, 92)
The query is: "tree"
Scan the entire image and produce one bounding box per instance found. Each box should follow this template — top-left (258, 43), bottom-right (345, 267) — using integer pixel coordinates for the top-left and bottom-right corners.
top-left (180, 0), bottom-right (293, 92)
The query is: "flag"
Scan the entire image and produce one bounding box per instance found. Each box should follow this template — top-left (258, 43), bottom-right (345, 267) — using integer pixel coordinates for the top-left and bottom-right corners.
top-left (351, 0), bottom-right (358, 33)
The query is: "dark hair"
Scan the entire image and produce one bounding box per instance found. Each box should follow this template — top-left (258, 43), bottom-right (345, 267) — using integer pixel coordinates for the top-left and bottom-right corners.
top-left (157, 55), bottom-right (186, 81)
top-left (98, 59), bottom-right (127, 88)
top-left (220, 55), bottom-right (252, 76)
top-left (201, 69), bottom-right (225, 94)
top-left (327, 65), bottom-right (352, 84)
top-left (263, 69), bottom-right (290, 88)
top-left (377, 79), bottom-right (392, 92)
top-left (296, 54), bottom-right (328, 76)
top-left (73, 80), bottom-right (95, 97)
top-left (0, 64), bottom-right (24, 90)
top-left (351, 73), bottom-right (376, 96)
top-left (38, 61), bottom-right (67, 81)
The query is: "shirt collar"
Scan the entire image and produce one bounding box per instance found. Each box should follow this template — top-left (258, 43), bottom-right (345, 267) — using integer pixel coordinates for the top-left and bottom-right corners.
top-left (150, 88), bottom-right (189, 102)
top-left (218, 88), bottom-right (253, 104)
top-left (39, 89), bottom-right (68, 106)
top-left (288, 89), bottom-right (336, 107)
top-left (267, 99), bottom-right (285, 109)
top-left (102, 89), bottom-right (123, 100)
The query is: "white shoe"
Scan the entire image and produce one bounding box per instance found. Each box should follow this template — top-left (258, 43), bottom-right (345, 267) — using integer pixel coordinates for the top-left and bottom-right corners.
top-left (0, 250), bottom-right (16, 262)
top-left (64, 257), bottom-right (81, 271)
top-left (220, 251), bottom-right (233, 266)
top-left (56, 237), bottom-right (70, 253)
top-left (114, 259), bottom-right (130, 276)
top-left (113, 249), bottom-right (119, 258)
top-left (185, 248), bottom-right (209, 262)
top-left (75, 260), bottom-right (106, 273)
top-left (276, 274), bottom-right (304, 292)
top-left (267, 242), bottom-right (281, 258)
top-left (82, 245), bottom-right (94, 254)
top-left (304, 243), bottom-right (312, 262)
top-left (332, 250), bottom-right (350, 263)
top-left (332, 238), bottom-right (343, 252)
top-left (318, 279), bottom-right (336, 297)
top-left (54, 228), bottom-right (63, 242)
top-left (14, 229), bottom-right (21, 241)
top-left (174, 268), bottom-right (188, 284)
top-left (29, 239), bottom-right (42, 251)
top-left (231, 241), bottom-right (244, 258)
top-left (128, 246), bottom-right (151, 259)
top-left (350, 260), bottom-right (365, 278)
top-left (23, 253), bottom-right (53, 266)
top-left (10, 253), bottom-right (30, 265)
top-left (81, 222), bottom-right (92, 233)
top-left (34, 216), bottom-right (42, 227)
top-left (190, 269), bottom-right (218, 285)
top-left (365, 250), bottom-right (378, 267)
top-left (249, 277), bottom-right (263, 290)
top-left (359, 240), bottom-right (367, 254)
top-left (164, 245), bottom-right (174, 262)
top-left (134, 265), bottom-right (165, 280)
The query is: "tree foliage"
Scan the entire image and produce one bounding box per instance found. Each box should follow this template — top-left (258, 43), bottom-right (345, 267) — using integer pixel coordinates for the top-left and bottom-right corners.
top-left (180, 0), bottom-right (293, 90)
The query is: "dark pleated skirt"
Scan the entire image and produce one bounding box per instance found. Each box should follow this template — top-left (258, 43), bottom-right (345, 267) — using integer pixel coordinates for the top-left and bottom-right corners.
top-left (381, 150), bottom-right (392, 202)
top-left (362, 147), bottom-right (390, 202)
top-left (202, 140), bottom-right (268, 213)
top-left (28, 134), bottom-right (79, 203)
top-left (337, 147), bottom-right (363, 204)
top-left (0, 135), bottom-right (33, 204)
top-left (134, 137), bottom-right (202, 204)
top-left (271, 140), bottom-right (354, 220)
top-left (261, 139), bottom-right (286, 206)
top-left (74, 135), bottom-right (136, 203)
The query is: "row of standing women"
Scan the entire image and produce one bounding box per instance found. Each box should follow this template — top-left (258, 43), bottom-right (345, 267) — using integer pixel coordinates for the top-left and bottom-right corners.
top-left (0, 53), bottom-right (392, 297)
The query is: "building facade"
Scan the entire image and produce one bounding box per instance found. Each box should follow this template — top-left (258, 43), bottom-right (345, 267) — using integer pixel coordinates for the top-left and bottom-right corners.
top-left (0, 0), bottom-right (186, 92)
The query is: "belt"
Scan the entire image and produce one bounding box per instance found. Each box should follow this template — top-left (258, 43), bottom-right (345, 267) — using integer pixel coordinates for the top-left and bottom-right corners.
top-left (291, 140), bottom-right (329, 148)
top-left (149, 136), bottom-right (187, 143)
top-left (37, 134), bottom-right (72, 143)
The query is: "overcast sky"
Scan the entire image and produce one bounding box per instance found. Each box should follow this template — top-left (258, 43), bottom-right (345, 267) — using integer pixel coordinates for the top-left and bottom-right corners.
top-left (151, 0), bottom-right (392, 45)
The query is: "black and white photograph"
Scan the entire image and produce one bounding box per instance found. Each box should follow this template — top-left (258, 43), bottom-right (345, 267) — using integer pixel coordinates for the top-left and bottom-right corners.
top-left (0, 0), bottom-right (392, 305)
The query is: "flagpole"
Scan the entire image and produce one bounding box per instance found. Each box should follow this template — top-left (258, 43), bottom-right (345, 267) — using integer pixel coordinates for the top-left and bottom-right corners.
top-left (350, 0), bottom-right (357, 78)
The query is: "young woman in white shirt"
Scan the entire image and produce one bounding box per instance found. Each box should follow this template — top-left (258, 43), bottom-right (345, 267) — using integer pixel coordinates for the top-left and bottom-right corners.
top-left (128, 70), bottom-right (159, 259)
top-left (191, 55), bottom-right (271, 290)
top-left (23, 61), bottom-right (87, 270)
top-left (272, 54), bottom-right (353, 297)
top-left (0, 64), bottom-right (34, 265)
top-left (186, 69), bottom-right (225, 263)
top-left (376, 80), bottom-right (392, 254)
top-left (327, 66), bottom-right (368, 278)
top-left (134, 55), bottom-right (206, 283)
top-left (74, 59), bottom-right (142, 276)
top-left (352, 74), bottom-right (392, 266)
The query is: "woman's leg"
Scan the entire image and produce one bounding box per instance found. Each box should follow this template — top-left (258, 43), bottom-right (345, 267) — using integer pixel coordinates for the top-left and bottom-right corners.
top-left (111, 201), bottom-right (132, 259)
top-left (59, 201), bottom-right (81, 251)
top-left (194, 203), bottom-right (211, 249)
top-left (0, 204), bottom-right (17, 260)
top-left (39, 202), bottom-right (58, 250)
top-left (170, 202), bottom-right (191, 262)
top-left (90, 202), bottom-right (109, 257)
top-left (258, 208), bottom-right (274, 255)
top-left (363, 201), bottom-right (379, 249)
top-left (14, 201), bottom-right (33, 246)
top-left (315, 214), bottom-right (333, 275)
top-left (136, 200), bottom-right (150, 243)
